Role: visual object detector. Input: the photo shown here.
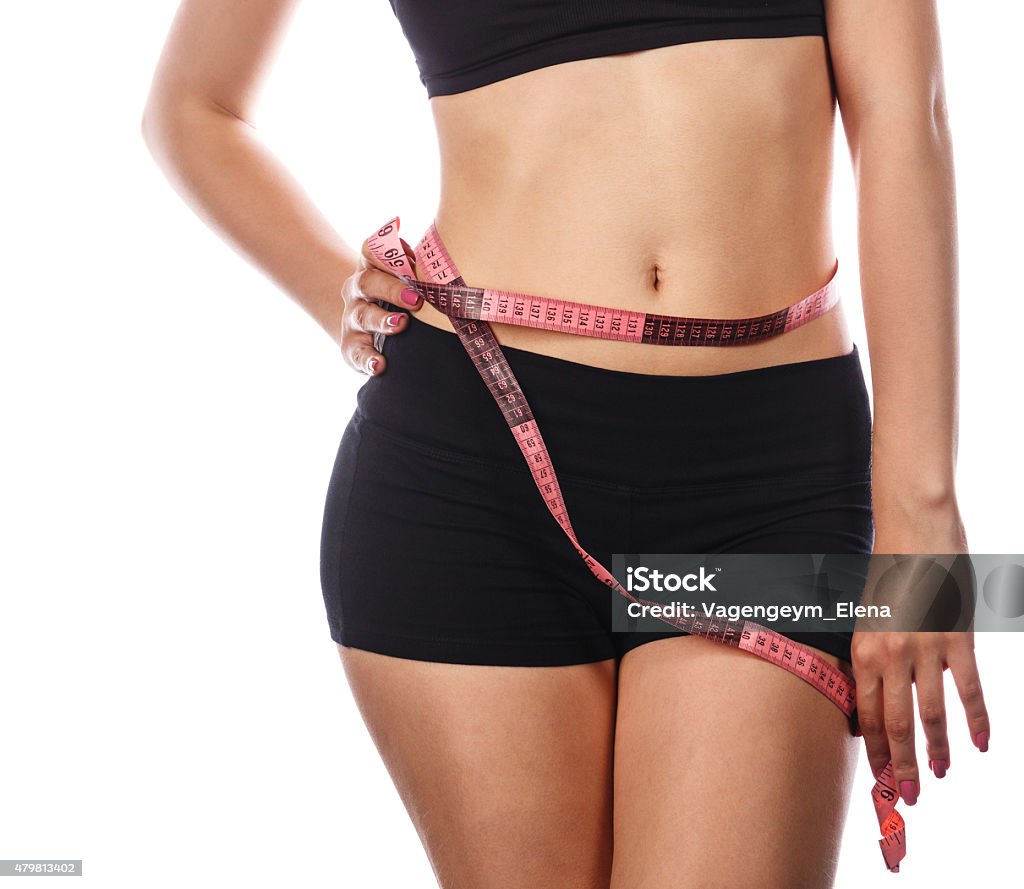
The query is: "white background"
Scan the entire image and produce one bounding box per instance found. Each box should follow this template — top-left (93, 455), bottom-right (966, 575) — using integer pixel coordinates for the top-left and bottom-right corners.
top-left (1, 1), bottom-right (1021, 886)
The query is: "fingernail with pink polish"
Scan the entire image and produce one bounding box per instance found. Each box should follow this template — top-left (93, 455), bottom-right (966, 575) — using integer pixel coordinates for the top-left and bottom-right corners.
top-left (401, 288), bottom-right (420, 306)
top-left (899, 780), bottom-right (918, 806)
top-left (386, 313), bottom-right (403, 327)
top-left (368, 358), bottom-right (379, 374)
top-left (975, 731), bottom-right (989, 753)
top-left (929, 759), bottom-right (948, 779)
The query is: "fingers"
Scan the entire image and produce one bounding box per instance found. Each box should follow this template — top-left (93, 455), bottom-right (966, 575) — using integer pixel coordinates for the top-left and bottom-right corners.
top-left (354, 235), bottom-right (423, 318)
top-left (345, 331), bottom-right (388, 377)
top-left (353, 264), bottom-right (423, 313)
top-left (947, 638), bottom-right (990, 753)
top-left (882, 666), bottom-right (920, 806)
top-left (852, 634), bottom-right (919, 805)
top-left (339, 238), bottom-right (426, 375)
top-left (853, 630), bottom-right (990, 814)
top-left (349, 291), bottom-right (411, 338)
top-left (914, 660), bottom-right (949, 780)
top-left (343, 271), bottom-right (417, 376)
top-left (854, 673), bottom-right (891, 783)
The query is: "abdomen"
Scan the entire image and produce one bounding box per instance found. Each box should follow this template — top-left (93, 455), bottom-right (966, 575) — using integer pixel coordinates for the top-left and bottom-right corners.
top-left (423, 34), bottom-right (851, 374)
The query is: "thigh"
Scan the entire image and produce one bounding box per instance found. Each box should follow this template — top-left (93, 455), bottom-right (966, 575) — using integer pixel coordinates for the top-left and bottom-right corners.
top-left (610, 635), bottom-right (859, 889)
top-left (340, 645), bottom-right (618, 889)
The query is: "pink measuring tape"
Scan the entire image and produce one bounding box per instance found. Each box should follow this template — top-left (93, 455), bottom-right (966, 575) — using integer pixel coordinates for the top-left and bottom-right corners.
top-left (367, 216), bottom-right (907, 872)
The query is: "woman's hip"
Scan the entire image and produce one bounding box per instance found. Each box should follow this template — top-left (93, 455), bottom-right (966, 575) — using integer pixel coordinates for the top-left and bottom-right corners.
top-left (353, 313), bottom-right (873, 490)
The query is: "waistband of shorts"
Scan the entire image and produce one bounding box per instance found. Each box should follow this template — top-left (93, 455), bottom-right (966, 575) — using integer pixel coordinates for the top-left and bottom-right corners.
top-left (355, 314), bottom-right (873, 489)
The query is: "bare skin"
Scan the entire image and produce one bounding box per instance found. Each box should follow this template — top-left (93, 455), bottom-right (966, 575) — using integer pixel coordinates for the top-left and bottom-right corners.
top-left (418, 33), bottom-right (850, 376)
top-left (342, 637), bottom-right (859, 889)
top-left (142, 1), bottom-right (990, 886)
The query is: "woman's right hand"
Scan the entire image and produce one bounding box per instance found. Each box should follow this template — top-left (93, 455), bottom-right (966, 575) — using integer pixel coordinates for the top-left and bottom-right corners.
top-left (339, 238), bottom-right (424, 376)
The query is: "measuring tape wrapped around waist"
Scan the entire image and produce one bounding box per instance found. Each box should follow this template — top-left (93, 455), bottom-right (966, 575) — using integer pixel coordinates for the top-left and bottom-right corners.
top-left (367, 216), bottom-right (906, 873)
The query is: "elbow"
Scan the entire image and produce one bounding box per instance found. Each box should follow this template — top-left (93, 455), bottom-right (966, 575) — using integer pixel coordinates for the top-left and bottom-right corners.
top-left (140, 101), bottom-right (160, 154)
top-left (140, 94), bottom-right (177, 165)
top-left (140, 75), bottom-right (171, 152)
top-left (929, 87), bottom-right (952, 140)
top-left (140, 90), bottom-right (246, 167)
top-left (139, 92), bottom-right (208, 174)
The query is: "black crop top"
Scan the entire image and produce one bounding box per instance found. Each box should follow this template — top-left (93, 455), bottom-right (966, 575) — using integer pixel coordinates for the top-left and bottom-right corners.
top-left (387, 1), bottom-right (827, 98)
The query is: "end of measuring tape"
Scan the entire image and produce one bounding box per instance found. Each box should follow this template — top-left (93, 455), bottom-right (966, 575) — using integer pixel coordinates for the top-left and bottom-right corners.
top-left (367, 217), bottom-right (419, 354)
top-left (367, 217), bottom-right (418, 287)
top-left (872, 761), bottom-right (908, 872)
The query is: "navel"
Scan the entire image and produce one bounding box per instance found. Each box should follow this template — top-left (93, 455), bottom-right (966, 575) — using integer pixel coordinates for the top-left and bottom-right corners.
top-left (647, 263), bottom-right (663, 293)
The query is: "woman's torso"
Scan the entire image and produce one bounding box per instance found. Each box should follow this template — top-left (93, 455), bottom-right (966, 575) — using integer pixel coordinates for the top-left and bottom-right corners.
top-left (416, 32), bottom-right (850, 374)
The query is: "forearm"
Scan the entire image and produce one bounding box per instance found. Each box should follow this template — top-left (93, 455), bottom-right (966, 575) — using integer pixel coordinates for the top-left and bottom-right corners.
top-left (851, 113), bottom-right (965, 547)
top-left (142, 97), bottom-right (358, 346)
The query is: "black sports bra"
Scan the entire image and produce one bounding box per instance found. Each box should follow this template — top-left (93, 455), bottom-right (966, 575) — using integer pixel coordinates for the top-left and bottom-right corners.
top-left (387, 1), bottom-right (827, 98)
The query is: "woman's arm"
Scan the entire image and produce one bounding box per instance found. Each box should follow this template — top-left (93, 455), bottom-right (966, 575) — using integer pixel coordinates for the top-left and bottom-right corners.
top-left (826, 0), bottom-right (963, 540)
top-left (825, 0), bottom-right (989, 805)
top-left (141, 0), bottom-right (418, 363)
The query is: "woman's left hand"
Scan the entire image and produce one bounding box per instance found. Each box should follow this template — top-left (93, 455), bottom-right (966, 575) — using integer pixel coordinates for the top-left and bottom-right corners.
top-left (851, 493), bottom-right (991, 805)
top-left (851, 628), bottom-right (990, 806)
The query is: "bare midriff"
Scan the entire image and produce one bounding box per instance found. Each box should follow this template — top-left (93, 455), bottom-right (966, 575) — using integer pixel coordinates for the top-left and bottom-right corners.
top-left (416, 35), bottom-right (851, 375)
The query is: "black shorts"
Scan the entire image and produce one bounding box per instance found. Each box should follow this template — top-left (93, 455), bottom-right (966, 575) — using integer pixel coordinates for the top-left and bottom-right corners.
top-left (320, 315), bottom-right (874, 667)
